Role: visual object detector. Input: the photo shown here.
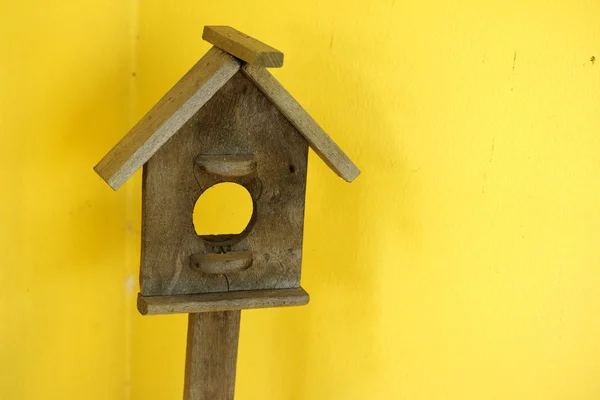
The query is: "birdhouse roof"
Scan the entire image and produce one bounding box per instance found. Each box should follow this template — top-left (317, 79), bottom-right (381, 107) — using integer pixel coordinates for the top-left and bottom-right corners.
top-left (94, 26), bottom-right (360, 190)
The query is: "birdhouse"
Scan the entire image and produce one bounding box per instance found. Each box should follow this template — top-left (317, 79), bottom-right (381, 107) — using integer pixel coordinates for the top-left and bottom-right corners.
top-left (95, 26), bottom-right (359, 314)
top-left (94, 26), bottom-right (359, 399)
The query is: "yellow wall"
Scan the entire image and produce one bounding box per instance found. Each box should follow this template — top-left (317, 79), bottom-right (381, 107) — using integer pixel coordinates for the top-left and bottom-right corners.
top-left (2, 1), bottom-right (600, 399)
top-left (0, 1), bottom-right (136, 399)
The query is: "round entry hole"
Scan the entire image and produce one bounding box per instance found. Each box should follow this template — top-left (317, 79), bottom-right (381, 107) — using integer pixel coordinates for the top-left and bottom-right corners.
top-left (193, 182), bottom-right (253, 236)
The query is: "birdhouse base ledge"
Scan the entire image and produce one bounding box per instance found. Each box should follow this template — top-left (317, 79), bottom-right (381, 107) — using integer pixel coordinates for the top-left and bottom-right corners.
top-left (137, 287), bottom-right (309, 315)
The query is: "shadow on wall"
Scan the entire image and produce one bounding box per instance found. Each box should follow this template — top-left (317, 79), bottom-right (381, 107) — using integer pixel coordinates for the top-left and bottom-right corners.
top-left (67, 78), bottom-right (133, 269)
top-left (266, 23), bottom-right (420, 399)
top-left (3, 38), bottom-right (132, 394)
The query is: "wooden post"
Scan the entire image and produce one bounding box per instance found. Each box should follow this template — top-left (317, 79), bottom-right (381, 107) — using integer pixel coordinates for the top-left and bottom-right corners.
top-left (183, 311), bottom-right (241, 400)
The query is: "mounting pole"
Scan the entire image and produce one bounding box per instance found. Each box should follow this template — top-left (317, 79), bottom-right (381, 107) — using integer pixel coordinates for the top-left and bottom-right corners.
top-left (183, 310), bottom-right (241, 400)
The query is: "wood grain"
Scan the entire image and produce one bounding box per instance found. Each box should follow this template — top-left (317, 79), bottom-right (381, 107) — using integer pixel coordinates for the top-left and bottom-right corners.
top-left (94, 47), bottom-right (240, 190)
top-left (183, 311), bottom-right (240, 400)
top-left (140, 72), bottom-right (309, 296)
top-left (203, 26), bottom-right (283, 68)
top-left (137, 287), bottom-right (309, 315)
top-left (195, 154), bottom-right (256, 177)
top-left (241, 64), bottom-right (361, 182)
top-left (191, 251), bottom-right (253, 274)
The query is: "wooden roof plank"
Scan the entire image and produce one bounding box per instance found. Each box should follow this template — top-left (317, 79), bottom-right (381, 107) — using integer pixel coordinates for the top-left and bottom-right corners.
top-left (203, 26), bottom-right (284, 68)
top-left (94, 47), bottom-right (240, 190)
top-left (241, 64), bottom-right (360, 182)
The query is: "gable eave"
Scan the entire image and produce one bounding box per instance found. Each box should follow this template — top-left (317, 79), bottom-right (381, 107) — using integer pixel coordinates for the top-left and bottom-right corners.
top-left (240, 64), bottom-right (360, 182)
top-left (94, 47), bottom-right (240, 190)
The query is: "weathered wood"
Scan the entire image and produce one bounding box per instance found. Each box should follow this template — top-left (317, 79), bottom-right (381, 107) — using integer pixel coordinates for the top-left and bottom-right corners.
top-left (203, 26), bottom-right (283, 68)
top-left (137, 287), bottom-right (309, 315)
top-left (195, 154), bottom-right (256, 177)
top-left (141, 72), bottom-right (309, 296)
top-left (90, 26), bottom-right (359, 400)
top-left (241, 64), bottom-right (360, 182)
top-left (183, 311), bottom-right (240, 400)
top-left (94, 47), bottom-right (240, 190)
top-left (191, 251), bottom-right (253, 274)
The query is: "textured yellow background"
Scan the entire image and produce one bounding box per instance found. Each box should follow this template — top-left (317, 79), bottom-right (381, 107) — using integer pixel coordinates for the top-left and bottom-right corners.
top-left (2, 1), bottom-right (600, 399)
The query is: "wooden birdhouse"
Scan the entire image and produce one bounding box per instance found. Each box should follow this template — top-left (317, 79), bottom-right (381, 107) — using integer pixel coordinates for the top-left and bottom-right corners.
top-left (94, 26), bottom-right (359, 399)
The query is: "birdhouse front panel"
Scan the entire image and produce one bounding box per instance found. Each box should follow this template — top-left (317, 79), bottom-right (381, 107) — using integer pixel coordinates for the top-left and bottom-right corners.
top-left (140, 72), bottom-right (309, 297)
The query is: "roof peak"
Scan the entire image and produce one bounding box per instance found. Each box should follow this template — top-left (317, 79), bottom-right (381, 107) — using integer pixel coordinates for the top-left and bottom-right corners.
top-left (94, 27), bottom-right (360, 190)
top-left (202, 26), bottom-right (284, 68)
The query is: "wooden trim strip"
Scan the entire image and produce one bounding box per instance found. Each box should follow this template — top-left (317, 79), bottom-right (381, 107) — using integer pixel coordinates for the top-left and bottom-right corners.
top-left (138, 287), bottom-right (310, 315)
top-left (203, 26), bottom-right (284, 68)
